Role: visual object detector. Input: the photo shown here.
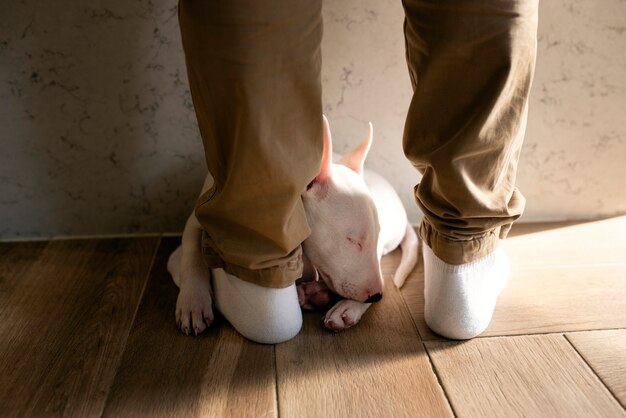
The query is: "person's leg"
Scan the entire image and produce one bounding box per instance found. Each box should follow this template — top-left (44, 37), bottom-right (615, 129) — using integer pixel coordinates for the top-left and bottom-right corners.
top-left (178, 0), bottom-right (323, 289)
top-left (176, 0), bottom-right (322, 340)
top-left (402, 0), bottom-right (538, 339)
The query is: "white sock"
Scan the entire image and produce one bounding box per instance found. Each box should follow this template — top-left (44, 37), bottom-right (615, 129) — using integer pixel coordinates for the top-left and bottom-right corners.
top-left (423, 244), bottom-right (510, 340)
top-left (212, 269), bottom-right (303, 344)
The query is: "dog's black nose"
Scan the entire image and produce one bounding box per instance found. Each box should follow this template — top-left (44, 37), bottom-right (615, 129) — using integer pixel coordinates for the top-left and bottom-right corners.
top-left (365, 293), bottom-right (383, 303)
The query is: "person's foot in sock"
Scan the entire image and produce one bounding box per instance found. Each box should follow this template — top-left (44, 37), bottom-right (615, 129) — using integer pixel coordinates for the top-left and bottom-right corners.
top-left (423, 244), bottom-right (510, 340)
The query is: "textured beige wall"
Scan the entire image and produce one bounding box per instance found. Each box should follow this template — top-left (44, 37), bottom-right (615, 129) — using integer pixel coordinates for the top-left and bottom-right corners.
top-left (521, 1), bottom-right (626, 221)
top-left (1, 0), bottom-right (625, 239)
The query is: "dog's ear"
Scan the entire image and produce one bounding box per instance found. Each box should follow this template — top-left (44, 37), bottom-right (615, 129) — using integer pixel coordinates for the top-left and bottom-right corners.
top-left (319, 115), bottom-right (334, 181)
top-left (306, 115), bottom-right (333, 191)
top-left (338, 122), bottom-right (372, 176)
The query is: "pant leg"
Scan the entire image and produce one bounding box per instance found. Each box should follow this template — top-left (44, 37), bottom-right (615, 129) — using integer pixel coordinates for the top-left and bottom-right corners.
top-left (178, 0), bottom-right (323, 287)
top-left (402, 0), bottom-right (538, 264)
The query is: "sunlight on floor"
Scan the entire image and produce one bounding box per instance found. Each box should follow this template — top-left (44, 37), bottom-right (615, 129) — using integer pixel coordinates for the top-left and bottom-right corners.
top-left (503, 215), bottom-right (626, 269)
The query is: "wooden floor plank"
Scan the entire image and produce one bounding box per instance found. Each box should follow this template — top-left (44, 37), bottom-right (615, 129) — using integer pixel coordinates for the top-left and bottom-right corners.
top-left (102, 237), bottom-right (277, 418)
top-left (566, 330), bottom-right (626, 408)
top-left (488, 265), bottom-right (626, 336)
top-left (0, 241), bottom-right (48, 308)
top-left (401, 222), bottom-right (626, 340)
top-left (3, 218), bottom-right (624, 417)
top-left (426, 335), bottom-right (625, 418)
top-left (275, 250), bottom-right (452, 418)
top-left (504, 217), bottom-right (626, 269)
top-left (0, 237), bottom-right (159, 417)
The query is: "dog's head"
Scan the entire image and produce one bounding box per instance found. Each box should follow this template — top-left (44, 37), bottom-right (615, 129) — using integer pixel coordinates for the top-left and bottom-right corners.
top-left (302, 116), bottom-right (384, 303)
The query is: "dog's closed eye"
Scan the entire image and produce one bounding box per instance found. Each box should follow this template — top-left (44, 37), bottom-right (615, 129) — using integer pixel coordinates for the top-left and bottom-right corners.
top-left (347, 236), bottom-right (363, 251)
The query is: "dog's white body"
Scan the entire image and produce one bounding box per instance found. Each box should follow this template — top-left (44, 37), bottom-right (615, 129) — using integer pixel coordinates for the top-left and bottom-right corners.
top-left (168, 117), bottom-right (417, 334)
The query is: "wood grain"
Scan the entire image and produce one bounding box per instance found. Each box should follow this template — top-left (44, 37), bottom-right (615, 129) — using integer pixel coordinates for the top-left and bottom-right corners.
top-left (567, 330), bottom-right (626, 408)
top-left (488, 265), bottom-right (626, 336)
top-left (102, 237), bottom-right (277, 418)
top-left (3, 219), bottom-right (625, 417)
top-left (0, 238), bottom-right (159, 417)
top-left (426, 335), bottom-right (625, 418)
top-left (401, 221), bottom-right (626, 340)
top-left (0, 241), bottom-right (48, 307)
top-left (275, 250), bottom-right (453, 418)
top-left (503, 216), bottom-right (626, 269)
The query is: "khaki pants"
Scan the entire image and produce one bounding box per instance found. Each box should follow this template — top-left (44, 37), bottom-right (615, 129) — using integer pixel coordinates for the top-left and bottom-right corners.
top-left (178, 0), bottom-right (538, 289)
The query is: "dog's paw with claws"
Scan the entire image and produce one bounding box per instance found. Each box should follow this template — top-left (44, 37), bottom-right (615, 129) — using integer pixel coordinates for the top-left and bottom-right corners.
top-left (175, 275), bottom-right (214, 336)
top-left (323, 299), bottom-right (370, 331)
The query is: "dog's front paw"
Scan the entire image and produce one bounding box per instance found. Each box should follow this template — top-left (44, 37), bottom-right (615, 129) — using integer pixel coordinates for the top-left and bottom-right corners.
top-left (323, 300), bottom-right (370, 331)
top-left (297, 280), bottom-right (332, 311)
top-left (175, 275), bottom-right (214, 336)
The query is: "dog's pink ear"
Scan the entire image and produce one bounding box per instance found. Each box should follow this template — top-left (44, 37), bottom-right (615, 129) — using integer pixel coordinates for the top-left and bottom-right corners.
top-left (316, 115), bottom-right (333, 181)
top-left (307, 115), bottom-right (333, 191)
top-left (320, 115), bottom-right (334, 179)
top-left (338, 122), bottom-right (372, 176)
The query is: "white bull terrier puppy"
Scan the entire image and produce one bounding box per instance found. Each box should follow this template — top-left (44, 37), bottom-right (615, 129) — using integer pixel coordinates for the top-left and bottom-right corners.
top-left (167, 116), bottom-right (417, 336)
top-left (298, 116), bottom-right (418, 330)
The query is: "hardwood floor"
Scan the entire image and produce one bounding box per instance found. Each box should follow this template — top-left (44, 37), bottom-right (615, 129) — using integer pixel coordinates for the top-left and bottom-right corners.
top-left (102, 238), bottom-right (277, 417)
top-left (276, 253), bottom-right (451, 418)
top-left (0, 238), bottom-right (158, 417)
top-left (566, 330), bottom-right (626, 408)
top-left (1, 218), bottom-right (625, 417)
top-left (426, 335), bottom-right (623, 417)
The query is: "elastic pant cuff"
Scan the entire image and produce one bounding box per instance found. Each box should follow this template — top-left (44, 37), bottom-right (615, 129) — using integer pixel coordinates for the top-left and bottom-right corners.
top-left (200, 231), bottom-right (303, 289)
top-left (419, 219), bottom-right (511, 265)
